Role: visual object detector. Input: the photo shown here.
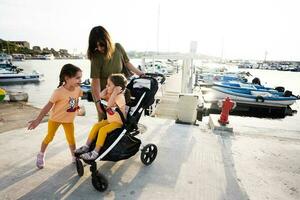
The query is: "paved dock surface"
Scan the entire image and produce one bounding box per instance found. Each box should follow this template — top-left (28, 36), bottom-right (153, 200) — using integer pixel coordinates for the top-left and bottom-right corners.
top-left (0, 113), bottom-right (299, 200)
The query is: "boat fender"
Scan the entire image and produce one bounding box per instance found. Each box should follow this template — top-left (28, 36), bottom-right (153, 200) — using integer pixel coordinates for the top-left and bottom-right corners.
top-left (275, 86), bottom-right (285, 93)
top-left (255, 95), bottom-right (264, 103)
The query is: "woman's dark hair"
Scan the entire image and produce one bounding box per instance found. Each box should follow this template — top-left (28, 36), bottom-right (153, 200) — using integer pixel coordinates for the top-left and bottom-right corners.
top-left (87, 26), bottom-right (115, 60)
top-left (58, 64), bottom-right (82, 88)
top-left (108, 73), bottom-right (131, 104)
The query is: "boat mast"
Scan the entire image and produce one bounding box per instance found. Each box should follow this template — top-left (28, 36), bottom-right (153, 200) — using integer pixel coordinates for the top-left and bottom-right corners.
top-left (156, 4), bottom-right (160, 56)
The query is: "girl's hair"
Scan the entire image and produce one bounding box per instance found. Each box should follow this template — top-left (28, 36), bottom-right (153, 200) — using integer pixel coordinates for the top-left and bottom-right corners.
top-left (87, 26), bottom-right (115, 61)
top-left (108, 73), bottom-right (131, 104)
top-left (57, 64), bottom-right (82, 88)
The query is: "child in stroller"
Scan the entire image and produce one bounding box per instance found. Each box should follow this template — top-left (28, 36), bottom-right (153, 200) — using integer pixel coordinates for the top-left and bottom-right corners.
top-left (74, 73), bottom-right (165, 192)
top-left (74, 73), bottom-right (130, 160)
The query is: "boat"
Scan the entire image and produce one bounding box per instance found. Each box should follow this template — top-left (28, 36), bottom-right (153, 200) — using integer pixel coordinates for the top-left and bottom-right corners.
top-left (196, 71), bottom-right (251, 87)
top-left (0, 63), bottom-right (43, 84)
top-left (12, 53), bottom-right (25, 61)
top-left (213, 81), bottom-right (279, 94)
top-left (8, 92), bottom-right (28, 102)
top-left (205, 81), bottom-right (299, 107)
top-left (0, 70), bottom-right (43, 84)
top-left (0, 53), bottom-right (12, 63)
top-left (144, 61), bottom-right (174, 75)
top-left (43, 54), bottom-right (55, 60)
top-left (0, 62), bottom-right (23, 73)
top-left (80, 79), bottom-right (93, 101)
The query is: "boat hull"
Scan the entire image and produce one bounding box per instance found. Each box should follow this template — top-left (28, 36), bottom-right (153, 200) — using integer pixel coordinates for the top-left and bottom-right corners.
top-left (205, 87), bottom-right (297, 107)
top-left (0, 74), bottom-right (42, 84)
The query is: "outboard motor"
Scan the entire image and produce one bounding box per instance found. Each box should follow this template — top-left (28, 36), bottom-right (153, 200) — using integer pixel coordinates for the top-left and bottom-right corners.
top-left (275, 86), bottom-right (285, 93)
top-left (283, 90), bottom-right (293, 97)
top-left (252, 77), bottom-right (261, 85)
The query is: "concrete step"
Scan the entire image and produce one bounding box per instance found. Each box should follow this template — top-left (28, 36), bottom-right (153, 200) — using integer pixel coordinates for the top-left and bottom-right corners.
top-left (159, 99), bottom-right (178, 105)
top-left (154, 106), bottom-right (178, 118)
top-left (155, 113), bottom-right (177, 119)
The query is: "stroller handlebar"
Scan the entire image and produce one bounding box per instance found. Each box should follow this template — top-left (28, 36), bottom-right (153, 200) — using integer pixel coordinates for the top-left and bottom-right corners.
top-left (143, 73), bottom-right (166, 85)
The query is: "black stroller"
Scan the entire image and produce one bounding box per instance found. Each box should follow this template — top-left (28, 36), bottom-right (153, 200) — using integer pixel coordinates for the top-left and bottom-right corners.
top-left (75, 73), bottom-right (165, 192)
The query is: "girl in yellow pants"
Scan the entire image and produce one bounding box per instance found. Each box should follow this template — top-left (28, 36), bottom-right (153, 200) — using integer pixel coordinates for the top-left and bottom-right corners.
top-left (28, 64), bottom-right (83, 169)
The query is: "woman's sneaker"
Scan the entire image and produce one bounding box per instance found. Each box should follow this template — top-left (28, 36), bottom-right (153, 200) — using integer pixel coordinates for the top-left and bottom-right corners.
top-left (80, 150), bottom-right (99, 160)
top-left (74, 145), bottom-right (89, 155)
top-left (36, 153), bottom-right (45, 169)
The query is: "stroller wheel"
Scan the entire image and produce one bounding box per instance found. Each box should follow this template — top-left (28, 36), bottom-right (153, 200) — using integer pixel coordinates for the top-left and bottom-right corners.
top-left (76, 158), bottom-right (84, 177)
top-left (92, 172), bottom-right (108, 192)
top-left (141, 144), bottom-right (157, 166)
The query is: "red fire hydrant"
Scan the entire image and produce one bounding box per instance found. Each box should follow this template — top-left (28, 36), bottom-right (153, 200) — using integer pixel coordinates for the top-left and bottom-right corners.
top-left (218, 97), bottom-right (235, 125)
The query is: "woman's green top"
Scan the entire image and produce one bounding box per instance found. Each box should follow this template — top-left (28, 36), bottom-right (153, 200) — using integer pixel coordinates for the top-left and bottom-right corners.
top-left (90, 43), bottom-right (130, 90)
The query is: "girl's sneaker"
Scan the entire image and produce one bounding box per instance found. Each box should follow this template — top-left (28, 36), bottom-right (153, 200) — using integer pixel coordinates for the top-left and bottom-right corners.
top-left (80, 150), bottom-right (99, 160)
top-left (36, 153), bottom-right (45, 169)
top-left (74, 145), bottom-right (89, 155)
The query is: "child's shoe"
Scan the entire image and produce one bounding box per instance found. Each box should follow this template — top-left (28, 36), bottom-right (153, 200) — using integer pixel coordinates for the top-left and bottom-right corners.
top-left (74, 145), bottom-right (89, 155)
top-left (80, 150), bottom-right (99, 160)
top-left (36, 152), bottom-right (45, 169)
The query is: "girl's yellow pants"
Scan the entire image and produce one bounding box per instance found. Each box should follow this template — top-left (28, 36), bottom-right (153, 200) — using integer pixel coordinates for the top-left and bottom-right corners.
top-left (88, 120), bottom-right (122, 149)
top-left (43, 120), bottom-right (75, 146)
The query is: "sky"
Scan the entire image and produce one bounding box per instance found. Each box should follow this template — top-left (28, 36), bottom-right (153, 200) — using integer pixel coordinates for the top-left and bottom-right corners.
top-left (1, 0), bottom-right (300, 61)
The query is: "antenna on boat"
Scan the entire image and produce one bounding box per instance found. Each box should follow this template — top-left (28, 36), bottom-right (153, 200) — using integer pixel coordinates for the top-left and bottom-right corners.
top-left (221, 37), bottom-right (224, 63)
top-left (264, 51), bottom-right (268, 62)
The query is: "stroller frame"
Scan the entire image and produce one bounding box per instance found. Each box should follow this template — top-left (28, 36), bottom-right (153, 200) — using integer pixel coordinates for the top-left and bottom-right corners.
top-left (75, 73), bottom-right (165, 192)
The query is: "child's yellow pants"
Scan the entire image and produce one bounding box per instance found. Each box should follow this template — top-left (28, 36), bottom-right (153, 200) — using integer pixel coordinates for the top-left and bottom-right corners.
top-left (88, 120), bottom-right (122, 149)
top-left (43, 120), bottom-right (75, 146)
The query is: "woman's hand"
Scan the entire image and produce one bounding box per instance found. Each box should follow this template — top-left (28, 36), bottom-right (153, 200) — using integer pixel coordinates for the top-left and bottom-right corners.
top-left (125, 62), bottom-right (144, 76)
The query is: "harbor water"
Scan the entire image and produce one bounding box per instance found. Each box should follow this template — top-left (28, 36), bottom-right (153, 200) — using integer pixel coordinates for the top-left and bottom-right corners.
top-left (1, 59), bottom-right (300, 133)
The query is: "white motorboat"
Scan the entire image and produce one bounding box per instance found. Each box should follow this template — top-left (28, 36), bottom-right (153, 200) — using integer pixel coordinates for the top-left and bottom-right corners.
top-left (204, 81), bottom-right (299, 108)
top-left (43, 54), bottom-right (55, 60)
top-left (0, 70), bottom-right (43, 84)
top-left (0, 53), bottom-right (12, 63)
top-left (0, 63), bottom-right (43, 84)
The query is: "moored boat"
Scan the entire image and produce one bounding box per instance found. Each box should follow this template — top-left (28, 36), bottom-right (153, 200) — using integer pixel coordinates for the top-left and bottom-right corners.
top-left (205, 86), bottom-right (299, 107)
top-left (205, 82), bottom-right (299, 108)
top-left (0, 62), bottom-right (43, 84)
top-left (0, 70), bottom-right (43, 84)
top-left (196, 71), bottom-right (251, 87)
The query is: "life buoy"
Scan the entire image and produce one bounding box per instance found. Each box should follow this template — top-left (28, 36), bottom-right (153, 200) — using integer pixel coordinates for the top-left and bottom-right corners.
top-left (255, 95), bottom-right (264, 102)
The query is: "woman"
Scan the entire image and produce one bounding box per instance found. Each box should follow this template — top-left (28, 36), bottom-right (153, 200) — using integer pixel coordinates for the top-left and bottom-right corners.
top-left (87, 26), bottom-right (144, 120)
